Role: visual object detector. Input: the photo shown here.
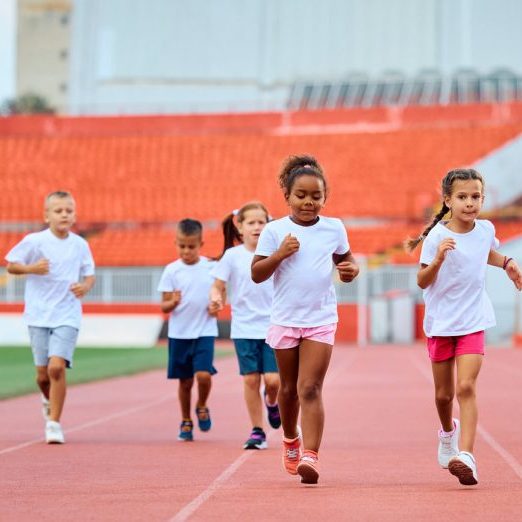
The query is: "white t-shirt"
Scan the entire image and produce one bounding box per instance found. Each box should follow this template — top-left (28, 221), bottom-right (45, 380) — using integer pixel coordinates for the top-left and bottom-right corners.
top-left (255, 216), bottom-right (349, 327)
top-left (211, 245), bottom-right (272, 339)
top-left (5, 229), bottom-right (95, 329)
top-left (420, 220), bottom-right (499, 337)
top-left (157, 257), bottom-right (218, 339)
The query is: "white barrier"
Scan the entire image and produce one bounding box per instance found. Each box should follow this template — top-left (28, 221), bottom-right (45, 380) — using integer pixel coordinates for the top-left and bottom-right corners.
top-left (0, 313), bottom-right (163, 348)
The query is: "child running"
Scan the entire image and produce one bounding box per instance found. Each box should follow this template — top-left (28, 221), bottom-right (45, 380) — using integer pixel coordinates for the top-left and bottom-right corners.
top-left (251, 155), bottom-right (359, 484)
top-left (406, 168), bottom-right (522, 486)
top-left (158, 219), bottom-right (219, 442)
top-left (5, 191), bottom-right (95, 444)
top-left (210, 202), bottom-right (281, 450)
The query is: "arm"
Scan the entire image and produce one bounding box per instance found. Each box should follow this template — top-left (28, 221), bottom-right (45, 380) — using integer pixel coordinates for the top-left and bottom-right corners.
top-left (6, 258), bottom-right (49, 275)
top-left (251, 233), bottom-right (300, 283)
top-left (417, 238), bottom-right (456, 289)
top-left (334, 251), bottom-right (359, 283)
top-left (209, 278), bottom-right (226, 312)
top-left (160, 290), bottom-right (181, 313)
top-left (70, 275), bottom-right (96, 298)
top-left (488, 250), bottom-right (522, 290)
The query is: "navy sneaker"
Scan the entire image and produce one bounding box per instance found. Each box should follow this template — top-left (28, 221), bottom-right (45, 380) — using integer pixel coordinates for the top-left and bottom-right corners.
top-left (195, 406), bottom-right (212, 432)
top-left (264, 391), bottom-right (281, 429)
top-left (244, 427), bottom-right (267, 450)
top-left (178, 420), bottom-right (193, 441)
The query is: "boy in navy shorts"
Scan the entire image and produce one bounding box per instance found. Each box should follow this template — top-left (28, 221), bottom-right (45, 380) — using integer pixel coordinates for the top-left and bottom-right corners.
top-left (158, 219), bottom-right (219, 441)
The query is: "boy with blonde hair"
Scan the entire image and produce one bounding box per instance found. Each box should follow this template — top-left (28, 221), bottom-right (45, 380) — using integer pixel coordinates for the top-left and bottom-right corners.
top-left (5, 191), bottom-right (95, 444)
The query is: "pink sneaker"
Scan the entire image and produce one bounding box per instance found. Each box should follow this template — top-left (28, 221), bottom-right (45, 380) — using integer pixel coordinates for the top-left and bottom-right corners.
top-left (297, 450), bottom-right (319, 484)
top-left (282, 428), bottom-right (302, 475)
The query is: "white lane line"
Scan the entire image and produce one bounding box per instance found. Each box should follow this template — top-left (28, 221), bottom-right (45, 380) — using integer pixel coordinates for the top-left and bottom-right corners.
top-left (410, 352), bottom-right (522, 480)
top-left (169, 349), bottom-right (359, 522)
top-left (0, 394), bottom-right (172, 456)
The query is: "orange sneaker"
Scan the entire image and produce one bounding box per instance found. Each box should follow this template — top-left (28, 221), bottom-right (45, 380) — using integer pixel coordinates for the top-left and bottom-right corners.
top-left (297, 450), bottom-right (319, 484)
top-left (282, 429), bottom-right (302, 475)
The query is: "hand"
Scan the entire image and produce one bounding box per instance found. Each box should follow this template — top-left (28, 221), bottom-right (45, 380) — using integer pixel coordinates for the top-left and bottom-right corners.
top-left (208, 300), bottom-right (221, 316)
top-left (435, 238), bottom-right (456, 264)
top-left (276, 234), bottom-right (300, 260)
top-left (171, 290), bottom-right (182, 306)
top-left (70, 282), bottom-right (89, 298)
top-left (31, 258), bottom-right (50, 275)
top-left (337, 261), bottom-right (359, 282)
top-left (506, 259), bottom-right (522, 291)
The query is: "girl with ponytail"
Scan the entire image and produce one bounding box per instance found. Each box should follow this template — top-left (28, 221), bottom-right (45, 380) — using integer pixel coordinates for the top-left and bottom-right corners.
top-left (407, 168), bottom-right (521, 486)
top-left (210, 202), bottom-right (281, 450)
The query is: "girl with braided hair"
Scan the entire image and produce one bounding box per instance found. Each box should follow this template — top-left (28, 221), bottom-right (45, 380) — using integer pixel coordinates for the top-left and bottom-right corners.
top-left (406, 168), bottom-right (522, 486)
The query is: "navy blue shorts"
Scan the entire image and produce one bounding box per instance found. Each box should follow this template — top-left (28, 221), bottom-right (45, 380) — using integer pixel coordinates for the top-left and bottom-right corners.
top-left (233, 339), bottom-right (278, 376)
top-left (167, 337), bottom-right (217, 380)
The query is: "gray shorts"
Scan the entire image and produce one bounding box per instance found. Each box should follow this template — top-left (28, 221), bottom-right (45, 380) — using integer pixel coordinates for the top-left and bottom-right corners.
top-left (28, 326), bottom-right (79, 368)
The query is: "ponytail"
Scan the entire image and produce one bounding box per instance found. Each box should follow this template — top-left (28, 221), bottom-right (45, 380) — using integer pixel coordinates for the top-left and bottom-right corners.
top-left (220, 211), bottom-right (242, 258)
top-left (405, 202), bottom-right (449, 252)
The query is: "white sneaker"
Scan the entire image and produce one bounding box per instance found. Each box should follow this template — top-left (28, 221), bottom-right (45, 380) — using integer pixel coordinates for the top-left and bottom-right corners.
top-left (45, 421), bottom-right (65, 444)
top-left (448, 451), bottom-right (478, 486)
top-left (41, 395), bottom-right (51, 421)
top-left (438, 418), bottom-right (460, 468)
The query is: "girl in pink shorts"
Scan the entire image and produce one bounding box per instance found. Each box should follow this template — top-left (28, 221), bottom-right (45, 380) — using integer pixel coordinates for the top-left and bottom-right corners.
top-left (252, 155), bottom-right (359, 484)
top-left (406, 168), bottom-right (522, 486)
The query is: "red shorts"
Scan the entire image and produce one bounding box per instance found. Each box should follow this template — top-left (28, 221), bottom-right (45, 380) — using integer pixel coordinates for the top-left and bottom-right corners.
top-left (427, 331), bottom-right (485, 362)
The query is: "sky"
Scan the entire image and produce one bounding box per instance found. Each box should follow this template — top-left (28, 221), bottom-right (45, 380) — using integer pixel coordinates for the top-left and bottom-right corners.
top-left (0, 0), bottom-right (16, 105)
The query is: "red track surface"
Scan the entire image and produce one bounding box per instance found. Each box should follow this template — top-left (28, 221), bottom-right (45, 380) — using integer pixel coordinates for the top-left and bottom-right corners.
top-left (1, 345), bottom-right (521, 521)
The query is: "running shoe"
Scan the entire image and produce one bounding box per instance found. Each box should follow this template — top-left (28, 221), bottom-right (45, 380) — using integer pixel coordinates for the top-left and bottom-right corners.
top-left (177, 420), bottom-right (194, 441)
top-left (297, 450), bottom-right (319, 484)
top-left (41, 395), bottom-right (50, 422)
top-left (195, 406), bottom-right (212, 432)
top-left (264, 390), bottom-right (281, 429)
top-left (438, 418), bottom-right (460, 468)
top-left (45, 420), bottom-right (65, 444)
top-left (282, 427), bottom-right (302, 475)
top-left (448, 451), bottom-right (478, 486)
top-left (243, 427), bottom-right (267, 450)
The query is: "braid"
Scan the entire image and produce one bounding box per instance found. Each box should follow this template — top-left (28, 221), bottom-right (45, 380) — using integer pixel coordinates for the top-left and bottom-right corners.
top-left (405, 203), bottom-right (449, 252)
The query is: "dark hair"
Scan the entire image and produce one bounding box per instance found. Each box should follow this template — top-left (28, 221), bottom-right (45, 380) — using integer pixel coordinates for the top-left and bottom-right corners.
top-left (220, 201), bottom-right (269, 257)
top-left (278, 155), bottom-right (328, 199)
top-left (177, 218), bottom-right (203, 237)
top-left (405, 168), bottom-right (484, 252)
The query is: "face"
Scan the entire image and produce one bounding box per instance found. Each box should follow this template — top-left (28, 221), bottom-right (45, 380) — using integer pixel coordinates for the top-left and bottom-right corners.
top-left (286, 174), bottom-right (326, 225)
top-left (175, 232), bottom-right (202, 265)
top-left (445, 179), bottom-right (484, 226)
top-left (238, 208), bottom-right (268, 249)
top-left (44, 196), bottom-right (76, 237)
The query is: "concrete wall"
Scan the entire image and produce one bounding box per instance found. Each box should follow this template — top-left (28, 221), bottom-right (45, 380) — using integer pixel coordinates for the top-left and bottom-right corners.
top-left (69, 0), bottom-right (522, 114)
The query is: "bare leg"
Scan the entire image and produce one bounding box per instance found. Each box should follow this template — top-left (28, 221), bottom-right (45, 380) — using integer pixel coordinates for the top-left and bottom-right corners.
top-left (195, 371), bottom-right (212, 409)
top-left (297, 340), bottom-right (333, 452)
top-left (36, 366), bottom-right (50, 399)
top-left (178, 378), bottom-right (194, 419)
top-left (47, 356), bottom-right (67, 422)
top-left (431, 358), bottom-right (455, 432)
top-left (263, 372), bottom-right (280, 406)
top-left (243, 372), bottom-right (263, 428)
top-left (274, 347), bottom-right (300, 440)
top-left (456, 354), bottom-right (483, 453)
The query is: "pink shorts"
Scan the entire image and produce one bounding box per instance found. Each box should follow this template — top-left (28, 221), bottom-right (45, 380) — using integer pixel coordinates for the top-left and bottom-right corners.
top-left (266, 323), bottom-right (337, 350)
top-left (427, 331), bottom-right (485, 362)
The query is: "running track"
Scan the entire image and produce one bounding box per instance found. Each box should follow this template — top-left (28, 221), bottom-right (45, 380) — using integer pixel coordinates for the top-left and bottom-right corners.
top-left (1, 345), bottom-right (521, 521)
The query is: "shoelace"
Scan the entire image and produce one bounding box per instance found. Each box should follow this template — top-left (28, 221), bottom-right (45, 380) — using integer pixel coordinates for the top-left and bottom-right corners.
top-left (286, 447), bottom-right (299, 460)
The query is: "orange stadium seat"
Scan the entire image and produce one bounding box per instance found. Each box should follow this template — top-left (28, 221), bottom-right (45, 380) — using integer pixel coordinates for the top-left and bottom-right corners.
top-left (1, 125), bottom-right (522, 223)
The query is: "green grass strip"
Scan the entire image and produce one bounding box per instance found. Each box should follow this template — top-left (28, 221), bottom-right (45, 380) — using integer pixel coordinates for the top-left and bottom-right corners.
top-left (0, 345), bottom-right (233, 400)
